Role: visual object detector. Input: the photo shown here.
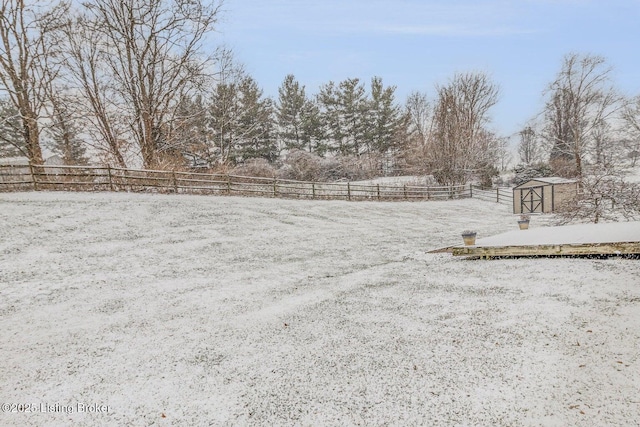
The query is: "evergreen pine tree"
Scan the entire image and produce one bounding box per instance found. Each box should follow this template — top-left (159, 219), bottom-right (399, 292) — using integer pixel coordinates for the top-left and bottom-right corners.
top-left (317, 81), bottom-right (344, 155)
top-left (276, 74), bottom-right (307, 152)
top-left (208, 82), bottom-right (241, 165)
top-left (300, 99), bottom-right (326, 155)
top-left (338, 78), bottom-right (368, 156)
top-left (367, 77), bottom-right (402, 155)
top-left (172, 94), bottom-right (209, 167)
top-left (317, 78), bottom-right (368, 156)
top-left (235, 76), bottom-right (276, 163)
top-left (0, 98), bottom-right (25, 158)
top-left (46, 99), bottom-right (89, 165)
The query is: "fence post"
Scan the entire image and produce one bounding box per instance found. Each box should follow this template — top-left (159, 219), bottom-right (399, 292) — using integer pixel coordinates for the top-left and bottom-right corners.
top-left (403, 184), bottom-right (407, 200)
top-left (28, 163), bottom-right (38, 191)
top-left (312, 182), bottom-right (315, 199)
top-left (226, 175), bottom-right (231, 195)
top-left (347, 182), bottom-right (351, 201)
top-left (107, 165), bottom-right (114, 191)
top-left (496, 188), bottom-right (499, 203)
top-left (469, 184), bottom-right (473, 198)
top-left (273, 178), bottom-right (277, 197)
top-left (377, 184), bottom-right (380, 201)
top-left (173, 171), bottom-right (178, 193)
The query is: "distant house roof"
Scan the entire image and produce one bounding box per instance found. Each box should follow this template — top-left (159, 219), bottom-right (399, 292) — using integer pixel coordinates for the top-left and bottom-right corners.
top-left (45, 154), bottom-right (64, 165)
top-left (0, 156), bottom-right (29, 165)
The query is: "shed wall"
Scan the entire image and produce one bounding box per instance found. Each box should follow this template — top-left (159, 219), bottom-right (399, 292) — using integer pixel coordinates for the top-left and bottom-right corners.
top-left (512, 180), bottom-right (578, 214)
top-left (514, 185), bottom-right (548, 214)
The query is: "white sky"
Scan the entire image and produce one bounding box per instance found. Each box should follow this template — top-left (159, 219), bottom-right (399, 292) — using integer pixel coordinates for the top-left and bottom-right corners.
top-left (216, 0), bottom-right (640, 139)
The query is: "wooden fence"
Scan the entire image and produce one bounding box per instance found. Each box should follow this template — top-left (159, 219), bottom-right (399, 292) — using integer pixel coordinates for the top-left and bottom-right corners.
top-left (470, 185), bottom-right (513, 206)
top-left (0, 164), bottom-right (473, 201)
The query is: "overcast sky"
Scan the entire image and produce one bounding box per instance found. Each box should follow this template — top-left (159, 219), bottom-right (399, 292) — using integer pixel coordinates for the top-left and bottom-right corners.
top-left (217, 0), bottom-right (640, 139)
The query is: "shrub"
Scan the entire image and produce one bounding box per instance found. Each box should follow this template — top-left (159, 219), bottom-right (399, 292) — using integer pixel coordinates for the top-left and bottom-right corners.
top-left (230, 158), bottom-right (277, 178)
top-left (278, 151), bottom-right (384, 182)
top-left (512, 162), bottom-right (553, 186)
top-left (278, 150), bottom-right (323, 181)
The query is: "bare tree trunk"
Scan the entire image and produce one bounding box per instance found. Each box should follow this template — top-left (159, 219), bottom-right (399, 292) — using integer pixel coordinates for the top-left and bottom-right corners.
top-left (429, 72), bottom-right (499, 186)
top-left (0, 0), bottom-right (66, 165)
top-left (80, 0), bottom-right (222, 169)
top-left (23, 114), bottom-right (43, 164)
top-left (543, 53), bottom-right (623, 179)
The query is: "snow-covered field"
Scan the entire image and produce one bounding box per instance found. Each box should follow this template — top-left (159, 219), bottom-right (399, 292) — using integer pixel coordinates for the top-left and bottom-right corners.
top-left (1, 192), bottom-right (639, 426)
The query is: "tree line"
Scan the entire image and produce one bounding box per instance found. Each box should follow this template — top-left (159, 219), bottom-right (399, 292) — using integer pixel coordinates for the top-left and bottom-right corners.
top-left (516, 53), bottom-right (640, 178)
top-left (2, 0), bottom-right (640, 193)
top-left (512, 53), bottom-right (640, 222)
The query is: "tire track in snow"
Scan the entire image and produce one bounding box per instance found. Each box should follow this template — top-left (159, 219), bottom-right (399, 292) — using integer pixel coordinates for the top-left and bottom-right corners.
top-left (232, 260), bottom-right (404, 326)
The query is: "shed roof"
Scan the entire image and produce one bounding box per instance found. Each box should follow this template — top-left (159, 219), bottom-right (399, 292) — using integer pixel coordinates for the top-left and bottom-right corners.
top-left (514, 176), bottom-right (578, 188)
top-left (534, 177), bottom-right (578, 184)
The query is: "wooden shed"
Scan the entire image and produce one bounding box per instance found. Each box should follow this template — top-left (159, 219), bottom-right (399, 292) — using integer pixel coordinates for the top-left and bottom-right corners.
top-left (513, 177), bottom-right (578, 214)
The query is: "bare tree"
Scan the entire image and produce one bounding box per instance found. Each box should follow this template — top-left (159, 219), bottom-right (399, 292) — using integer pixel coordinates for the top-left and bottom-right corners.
top-left (542, 53), bottom-right (623, 178)
top-left (555, 166), bottom-right (640, 224)
top-left (428, 72), bottom-right (500, 186)
top-left (495, 135), bottom-right (512, 172)
top-left (590, 118), bottom-right (623, 168)
top-left (622, 95), bottom-right (640, 167)
top-left (405, 91), bottom-right (432, 147)
top-left (60, 14), bottom-right (129, 166)
top-left (398, 91), bottom-right (434, 174)
top-left (206, 47), bottom-right (247, 166)
top-left (0, 0), bottom-right (68, 164)
top-left (517, 125), bottom-right (543, 165)
top-left (78, 0), bottom-right (223, 168)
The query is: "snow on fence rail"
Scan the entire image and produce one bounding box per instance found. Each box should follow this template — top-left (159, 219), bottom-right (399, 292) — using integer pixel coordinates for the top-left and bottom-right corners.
top-left (470, 185), bottom-right (513, 206)
top-left (0, 164), bottom-right (472, 201)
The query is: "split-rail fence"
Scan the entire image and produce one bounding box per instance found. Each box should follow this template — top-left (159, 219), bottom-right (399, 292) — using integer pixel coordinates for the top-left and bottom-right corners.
top-left (0, 164), bottom-right (510, 204)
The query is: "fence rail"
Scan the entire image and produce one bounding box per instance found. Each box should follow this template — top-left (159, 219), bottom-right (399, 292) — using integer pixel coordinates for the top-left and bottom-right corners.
top-left (1, 164), bottom-right (476, 202)
top-left (470, 185), bottom-right (513, 206)
top-left (1, 164), bottom-right (514, 205)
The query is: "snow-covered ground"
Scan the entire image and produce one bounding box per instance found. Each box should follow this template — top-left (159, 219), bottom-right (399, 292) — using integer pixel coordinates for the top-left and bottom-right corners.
top-left (1, 192), bottom-right (639, 426)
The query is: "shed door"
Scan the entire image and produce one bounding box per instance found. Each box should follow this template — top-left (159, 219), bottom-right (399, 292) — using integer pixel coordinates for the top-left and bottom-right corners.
top-left (520, 186), bottom-right (544, 213)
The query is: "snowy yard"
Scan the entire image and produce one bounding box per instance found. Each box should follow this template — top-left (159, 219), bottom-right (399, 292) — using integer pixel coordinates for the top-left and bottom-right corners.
top-left (1, 192), bottom-right (639, 426)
